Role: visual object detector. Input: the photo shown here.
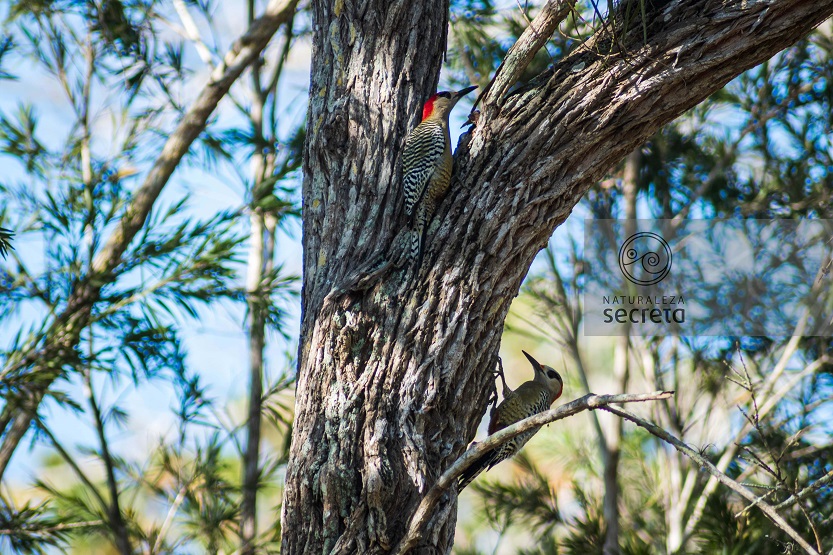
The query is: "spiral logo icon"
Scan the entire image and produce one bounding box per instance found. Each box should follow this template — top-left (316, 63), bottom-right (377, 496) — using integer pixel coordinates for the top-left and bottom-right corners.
top-left (618, 232), bottom-right (672, 286)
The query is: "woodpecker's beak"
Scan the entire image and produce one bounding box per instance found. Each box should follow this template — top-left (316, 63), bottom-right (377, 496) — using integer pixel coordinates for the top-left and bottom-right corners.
top-left (522, 350), bottom-right (544, 373)
top-left (453, 85), bottom-right (478, 102)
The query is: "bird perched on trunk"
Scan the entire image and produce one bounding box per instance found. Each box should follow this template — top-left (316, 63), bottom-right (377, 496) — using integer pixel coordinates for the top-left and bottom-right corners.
top-left (401, 85), bottom-right (477, 266)
top-left (458, 350), bottom-right (564, 491)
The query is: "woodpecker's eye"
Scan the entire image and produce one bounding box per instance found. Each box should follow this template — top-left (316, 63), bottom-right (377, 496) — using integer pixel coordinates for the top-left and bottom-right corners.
top-left (437, 91), bottom-right (452, 98)
top-left (547, 370), bottom-right (559, 380)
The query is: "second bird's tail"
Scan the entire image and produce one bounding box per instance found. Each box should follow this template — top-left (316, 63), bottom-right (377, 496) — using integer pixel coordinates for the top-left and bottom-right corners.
top-left (457, 448), bottom-right (499, 492)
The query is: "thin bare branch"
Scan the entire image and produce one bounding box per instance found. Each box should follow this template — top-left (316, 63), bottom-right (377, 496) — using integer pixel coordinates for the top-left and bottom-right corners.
top-left (152, 484), bottom-right (188, 555)
top-left (775, 469), bottom-right (833, 511)
top-left (449, 18), bottom-right (481, 87)
top-left (602, 405), bottom-right (820, 555)
top-left (173, 0), bottom-right (217, 67)
top-left (35, 420), bottom-right (109, 513)
top-left (478, 0), bottom-right (576, 114)
top-left (735, 488), bottom-right (777, 518)
top-left (264, 19), bottom-right (295, 101)
top-left (393, 391), bottom-right (674, 555)
top-left (82, 365), bottom-right (131, 555)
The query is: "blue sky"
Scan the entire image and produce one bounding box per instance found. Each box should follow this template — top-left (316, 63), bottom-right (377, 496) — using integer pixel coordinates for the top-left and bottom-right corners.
top-left (0, 2), bottom-right (310, 483)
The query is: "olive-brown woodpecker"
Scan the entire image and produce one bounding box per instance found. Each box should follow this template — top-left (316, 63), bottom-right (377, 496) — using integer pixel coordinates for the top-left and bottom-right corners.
top-left (458, 350), bottom-right (564, 491)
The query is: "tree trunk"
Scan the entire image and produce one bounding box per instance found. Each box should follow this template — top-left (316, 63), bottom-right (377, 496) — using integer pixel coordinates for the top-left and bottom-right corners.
top-left (603, 149), bottom-right (638, 555)
top-left (241, 208), bottom-right (266, 553)
top-left (281, 1), bottom-right (833, 553)
top-left (241, 20), bottom-right (270, 549)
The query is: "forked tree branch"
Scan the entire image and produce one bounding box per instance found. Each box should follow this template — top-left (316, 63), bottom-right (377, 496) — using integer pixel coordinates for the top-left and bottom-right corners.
top-left (0, 0), bottom-right (299, 481)
top-left (393, 391), bottom-right (674, 555)
top-left (775, 469), bottom-right (833, 512)
top-left (478, 0), bottom-right (576, 114)
top-left (284, 0), bottom-right (833, 550)
top-left (602, 405), bottom-right (820, 555)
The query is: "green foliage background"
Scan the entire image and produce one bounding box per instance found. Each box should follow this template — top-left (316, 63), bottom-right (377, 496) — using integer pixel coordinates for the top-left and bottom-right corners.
top-left (0, 1), bottom-right (830, 554)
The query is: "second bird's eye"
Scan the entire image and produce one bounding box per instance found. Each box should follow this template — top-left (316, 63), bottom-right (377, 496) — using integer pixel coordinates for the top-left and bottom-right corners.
top-left (547, 370), bottom-right (558, 380)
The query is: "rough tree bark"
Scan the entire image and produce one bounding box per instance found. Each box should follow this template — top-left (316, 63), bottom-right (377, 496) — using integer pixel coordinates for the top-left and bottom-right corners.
top-left (281, 1), bottom-right (833, 553)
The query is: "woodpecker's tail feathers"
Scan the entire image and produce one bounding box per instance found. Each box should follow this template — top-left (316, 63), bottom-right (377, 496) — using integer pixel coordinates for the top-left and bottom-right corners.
top-left (320, 250), bottom-right (394, 310)
top-left (404, 225), bottom-right (429, 271)
top-left (457, 448), bottom-right (499, 492)
top-left (407, 199), bottom-right (432, 269)
top-left (408, 228), bottom-right (421, 264)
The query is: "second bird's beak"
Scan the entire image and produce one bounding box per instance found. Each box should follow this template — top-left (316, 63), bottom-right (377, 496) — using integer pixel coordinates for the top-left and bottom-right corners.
top-left (522, 350), bottom-right (544, 373)
top-left (452, 85), bottom-right (478, 103)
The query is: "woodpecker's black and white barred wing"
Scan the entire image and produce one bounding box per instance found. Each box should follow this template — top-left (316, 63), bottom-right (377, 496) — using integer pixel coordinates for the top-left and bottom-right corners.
top-left (488, 389), bottom-right (550, 469)
top-left (457, 388), bottom-right (552, 491)
top-left (402, 121), bottom-right (445, 218)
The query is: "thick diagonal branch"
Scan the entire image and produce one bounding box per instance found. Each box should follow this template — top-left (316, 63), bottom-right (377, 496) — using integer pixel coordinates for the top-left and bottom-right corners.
top-left (91, 0), bottom-right (299, 275)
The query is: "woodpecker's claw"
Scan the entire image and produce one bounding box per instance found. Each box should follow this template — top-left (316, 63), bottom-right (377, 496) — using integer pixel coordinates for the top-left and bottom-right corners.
top-left (462, 110), bottom-right (480, 129)
top-left (492, 356), bottom-right (509, 399)
top-left (486, 357), bottom-right (503, 411)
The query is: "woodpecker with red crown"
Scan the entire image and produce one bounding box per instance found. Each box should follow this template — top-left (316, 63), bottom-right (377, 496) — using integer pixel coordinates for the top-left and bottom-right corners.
top-left (401, 85), bottom-right (477, 266)
top-left (457, 350), bottom-right (564, 491)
